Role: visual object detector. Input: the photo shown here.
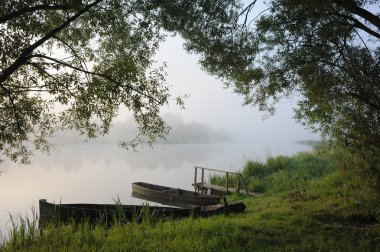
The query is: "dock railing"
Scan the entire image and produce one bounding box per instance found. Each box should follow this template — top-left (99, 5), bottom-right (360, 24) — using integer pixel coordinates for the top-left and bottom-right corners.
top-left (193, 166), bottom-right (250, 195)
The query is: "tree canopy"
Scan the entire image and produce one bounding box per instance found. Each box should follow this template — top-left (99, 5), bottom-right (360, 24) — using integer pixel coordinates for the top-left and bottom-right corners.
top-left (173, 0), bottom-right (380, 158)
top-left (0, 0), bottom-right (239, 163)
top-left (2, 0), bottom-right (380, 166)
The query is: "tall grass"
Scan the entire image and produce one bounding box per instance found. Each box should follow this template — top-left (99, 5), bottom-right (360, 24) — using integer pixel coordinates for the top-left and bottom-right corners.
top-left (2, 194), bottom-right (379, 251)
top-left (1, 210), bottom-right (251, 251)
top-left (210, 142), bottom-right (380, 219)
top-left (211, 143), bottom-right (346, 194)
top-left (3, 206), bottom-right (39, 250)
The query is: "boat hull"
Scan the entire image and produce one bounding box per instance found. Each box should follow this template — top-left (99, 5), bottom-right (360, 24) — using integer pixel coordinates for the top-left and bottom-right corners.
top-left (132, 182), bottom-right (221, 207)
top-left (39, 199), bottom-right (246, 226)
top-left (39, 199), bottom-right (189, 226)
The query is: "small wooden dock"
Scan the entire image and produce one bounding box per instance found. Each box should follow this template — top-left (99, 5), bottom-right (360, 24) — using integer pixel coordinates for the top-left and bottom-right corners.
top-left (193, 182), bottom-right (259, 196)
top-left (193, 166), bottom-right (258, 196)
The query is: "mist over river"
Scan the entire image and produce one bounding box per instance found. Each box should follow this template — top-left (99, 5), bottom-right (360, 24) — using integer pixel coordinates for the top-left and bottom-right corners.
top-left (0, 135), bottom-right (316, 237)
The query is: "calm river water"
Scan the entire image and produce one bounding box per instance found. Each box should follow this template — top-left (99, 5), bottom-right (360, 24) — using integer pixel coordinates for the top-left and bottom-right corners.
top-left (0, 140), bottom-right (313, 237)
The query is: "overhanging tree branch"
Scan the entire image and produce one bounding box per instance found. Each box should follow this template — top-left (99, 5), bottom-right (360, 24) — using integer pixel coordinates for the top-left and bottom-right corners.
top-left (336, 13), bottom-right (380, 40)
top-left (0, 0), bottom-right (103, 86)
top-left (28, 62), bottom-right (77, 97)
top-left (52, 35), bottom-right (91, 83)
top-left (333, 0), bottom-right (380, 31)
top-left (235, 0), bottom-right (257, 25)
top-left (0, 4), bottom-right (75, 24)
top-left (28, 54), bottom-right (161, 104)
top-left (1, 84), bottom-right (23, 133)
top-left (347, 91), bottom-right (380, 112)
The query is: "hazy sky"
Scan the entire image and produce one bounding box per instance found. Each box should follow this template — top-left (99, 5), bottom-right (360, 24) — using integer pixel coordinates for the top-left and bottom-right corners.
top-left (116, 35), bottom-right (319, 145)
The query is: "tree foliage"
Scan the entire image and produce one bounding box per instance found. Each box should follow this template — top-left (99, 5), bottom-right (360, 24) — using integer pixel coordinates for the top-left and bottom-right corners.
top-left (0, 0), bottom-right (166, 163)
top-left (0, 0), bottom-right (240, 164)
top-left (173, 0), bottom-right (380, 159)
top-left (2, 0), bottom-right (379, 167)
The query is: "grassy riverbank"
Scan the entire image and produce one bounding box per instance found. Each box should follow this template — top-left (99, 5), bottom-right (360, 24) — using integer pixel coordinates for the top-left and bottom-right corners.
top-left (1, 144), bottom-right (379, 251)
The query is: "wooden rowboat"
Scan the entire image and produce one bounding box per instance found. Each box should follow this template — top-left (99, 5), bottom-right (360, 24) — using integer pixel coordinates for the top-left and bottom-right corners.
top-left (39, 199), bottom-right (246, 226)
top-left (132, 182), bottom-right (221, 207)
top-left (39, 199), bottom-right (189, 226)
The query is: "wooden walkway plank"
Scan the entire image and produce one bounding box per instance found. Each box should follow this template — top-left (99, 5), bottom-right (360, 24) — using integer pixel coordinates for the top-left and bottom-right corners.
top-left (193, 183), bottom-right (259, 196)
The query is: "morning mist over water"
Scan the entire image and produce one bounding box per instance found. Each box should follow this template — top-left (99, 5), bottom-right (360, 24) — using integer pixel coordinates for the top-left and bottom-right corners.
top-left (0, 113), bottom-right (318, 236)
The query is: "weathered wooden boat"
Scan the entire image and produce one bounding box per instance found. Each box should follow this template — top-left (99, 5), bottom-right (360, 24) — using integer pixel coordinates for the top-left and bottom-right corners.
top-left (194, 201), bottom-right (246, 217)
top-left (132, 182), bottom-right (221, 207)
top-left (39, 199), bottom-right (189, 226)
top-left (39, 199), bottom-right (245, 226)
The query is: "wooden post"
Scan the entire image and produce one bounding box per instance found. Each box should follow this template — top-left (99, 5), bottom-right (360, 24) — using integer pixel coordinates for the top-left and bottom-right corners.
top-left (194, 167), bottom-right (198, 192)
top-left (201, 168), bottom-right (204, 193)
top-left (240, 175), bottom-right (249, 195)
top-left (225, 172), bottom-right (229, 195)
top-left (192, 166), bottom-right (253, 195)
top-left (237, 174), bottom-right (241, 193)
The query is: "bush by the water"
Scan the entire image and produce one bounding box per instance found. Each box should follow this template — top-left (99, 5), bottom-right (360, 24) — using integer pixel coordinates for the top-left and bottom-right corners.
top-left (211, 142), bottom-right (380, 210)
top-left (211, 143), bottom-right (338, 194)
top-left (243, 145), bottom-right (338, 193)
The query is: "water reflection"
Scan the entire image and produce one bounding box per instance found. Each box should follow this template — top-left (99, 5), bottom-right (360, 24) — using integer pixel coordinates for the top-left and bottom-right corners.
top-left (29, 143), bottom-right (222, 172)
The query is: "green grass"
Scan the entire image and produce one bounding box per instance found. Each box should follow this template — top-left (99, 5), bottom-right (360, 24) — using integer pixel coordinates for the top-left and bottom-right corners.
top-left (2, 190), bottom-right (379, 251)
top-left (1, 143), bottom-right (380, 251)
top-left (210, 144), bottom-right (340, 195)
